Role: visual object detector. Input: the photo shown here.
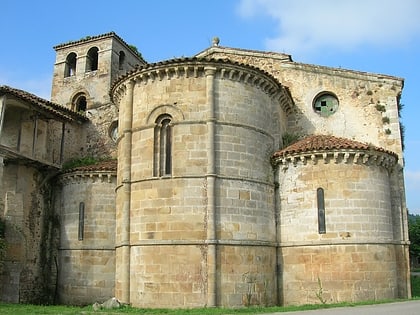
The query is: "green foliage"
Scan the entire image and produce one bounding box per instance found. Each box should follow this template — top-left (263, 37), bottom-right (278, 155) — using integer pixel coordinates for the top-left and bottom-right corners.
top-left (400, 122), bottom-right (406, 151)
top-left (0, 299), bottom-right (416, 315)
top-left (0, 217), bottom-right (5, 238)
top-left (282, 132), bottom-right (301, 148)
top-left (398, 102), bottom-right (404, 118)
top-left (128, 44), bottom-right (142, 58)
top-left (0, 217), bottom-right (5, 265)
top-left (409, 215), bottom-right (420, 259)
top-left (382, 116), bottom-right (390, 124)
top-left (315, 276), bottom-right (327, 304)
top-left (61, 156), bottom-right (100, 171)
top-left (411, 275), bottom-right (420, 297)
top-left (375, 104), bottom-right (386, 112)
top-left (62, 156), bottom-right (109, 171)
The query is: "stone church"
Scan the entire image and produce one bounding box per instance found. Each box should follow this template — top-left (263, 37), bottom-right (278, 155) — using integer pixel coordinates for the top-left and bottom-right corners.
top-left (0, 32), bottom-right (410, 307)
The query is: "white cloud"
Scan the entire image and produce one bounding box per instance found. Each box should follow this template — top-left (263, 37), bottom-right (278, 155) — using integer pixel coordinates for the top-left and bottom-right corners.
top-left (237, 0), bottom-right (420, 58)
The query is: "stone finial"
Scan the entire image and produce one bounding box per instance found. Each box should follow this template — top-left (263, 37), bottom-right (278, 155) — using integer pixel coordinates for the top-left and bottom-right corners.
top-left (212, 37), bottom-right (220, 46)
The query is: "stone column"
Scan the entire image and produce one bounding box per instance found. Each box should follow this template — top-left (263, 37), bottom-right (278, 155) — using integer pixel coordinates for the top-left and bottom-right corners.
top-left (117, 79), bottom-right (135, 304)
top-left (205, 66), bottom-right (217, 306)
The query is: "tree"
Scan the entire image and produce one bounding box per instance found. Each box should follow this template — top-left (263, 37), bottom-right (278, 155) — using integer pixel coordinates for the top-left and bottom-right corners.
top-left (409, 214), bottom-right (420, 262)
top-left (0, 217), bottom-right (5, 265)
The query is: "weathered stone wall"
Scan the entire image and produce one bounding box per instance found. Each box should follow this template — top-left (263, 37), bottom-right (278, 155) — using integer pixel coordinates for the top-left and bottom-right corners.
top-left (196, 47), bottom-right (404, 160)
top-left (56, 171), bottom-right (116, 305)
top-left (0, 163), bottom-right (58, 304)
top-left (280, 244), bottom-right (398, 305)
top-left (51, 35), bottom-right (144, 160)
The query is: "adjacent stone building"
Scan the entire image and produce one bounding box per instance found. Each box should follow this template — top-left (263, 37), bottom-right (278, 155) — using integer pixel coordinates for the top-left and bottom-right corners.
top-left (0, 32), bottom-right (410, 307)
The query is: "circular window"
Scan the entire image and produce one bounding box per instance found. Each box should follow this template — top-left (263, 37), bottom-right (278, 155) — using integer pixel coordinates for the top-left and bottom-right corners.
top-left (313, 93), bottom-right (339, 117)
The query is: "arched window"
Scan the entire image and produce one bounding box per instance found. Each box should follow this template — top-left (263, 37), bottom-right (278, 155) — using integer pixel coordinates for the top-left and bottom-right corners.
top-left (154, 114), bottom-right (172, 177)
top-left (118, 51), bottom-right (125, 70)
top-left (72, 93), bottom-right (87, 112)
top-left (108, 120), bottom-right (118, 142)
top-left (64, 52), bottom-right (77, 77)
top-left (85, 47), bottom-right (99, 72)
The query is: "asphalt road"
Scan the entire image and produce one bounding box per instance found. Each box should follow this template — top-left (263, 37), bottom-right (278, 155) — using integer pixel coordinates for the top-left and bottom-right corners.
top-left (260, 300), bottom-right (420, 315)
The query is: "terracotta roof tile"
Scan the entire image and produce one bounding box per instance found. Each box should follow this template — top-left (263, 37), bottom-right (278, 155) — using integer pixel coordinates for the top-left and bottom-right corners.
top-left (273, 135), bottom-right (396, 158)
top-left (65, 159), bottom-right (117, 172)
top-left (0, 85), bottom-right (88, 122)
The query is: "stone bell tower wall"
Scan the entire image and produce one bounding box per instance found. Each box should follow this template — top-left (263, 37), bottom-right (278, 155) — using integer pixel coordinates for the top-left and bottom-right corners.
top-left (51, 33), bottom-right (146, 160)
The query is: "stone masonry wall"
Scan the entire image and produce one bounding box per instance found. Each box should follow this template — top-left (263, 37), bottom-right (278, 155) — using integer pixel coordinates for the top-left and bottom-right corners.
top-left (113, 59), bottom-right (284, 307)
top-left (197, 48), bottom-right (404, 160)
top-left (280, 244), bottom-right (398, 305)
top-left (56, 171), bottom-right (116, 305)
top-left (0, 163), bottom-right (58, 304)
top-left (277, 156), bottom-right (402, 304)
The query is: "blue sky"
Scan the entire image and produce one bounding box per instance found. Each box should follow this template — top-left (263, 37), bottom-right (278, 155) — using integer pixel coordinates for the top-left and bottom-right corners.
top-left (1, 0), bottom-right (419, 213)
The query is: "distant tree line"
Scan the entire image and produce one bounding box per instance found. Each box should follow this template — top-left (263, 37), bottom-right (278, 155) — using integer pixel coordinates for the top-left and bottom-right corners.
top-left (409, 213), bottom-right (420, 265)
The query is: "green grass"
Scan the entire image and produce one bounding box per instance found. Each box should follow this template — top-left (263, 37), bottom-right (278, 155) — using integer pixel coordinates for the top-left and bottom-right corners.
top-left (1, 277), bottom-right (420, 315)
top-left (0, 299), bottom-right (415, 315)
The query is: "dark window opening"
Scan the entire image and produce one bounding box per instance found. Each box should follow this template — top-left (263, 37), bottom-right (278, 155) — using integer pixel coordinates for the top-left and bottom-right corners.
top-left (119, 51), bottom-right (126, 70)
top-left (65, 52), bottom-right (77, 77)
top-left (86, 47), bottom-right (99, 72)
top-left (75, 95), bottom-right (87, 112)
top-left (154, 114), bottom-right (173, 177)
top-left (317, 187), bottom-right (326, 234)
top-left (78, 202), bottom-right (85, 240)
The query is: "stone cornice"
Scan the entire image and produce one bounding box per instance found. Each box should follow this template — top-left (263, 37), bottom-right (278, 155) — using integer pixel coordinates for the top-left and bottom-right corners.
top-left (110, 58), bottom-right (295, 113)
top-left (272, 149), bottom-right (397, 171)
top-left (58, 170), bottom-right (116, 185)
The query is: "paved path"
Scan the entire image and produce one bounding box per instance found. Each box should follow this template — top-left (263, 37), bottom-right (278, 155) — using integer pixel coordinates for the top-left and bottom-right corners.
top-left (260, 300), bottom-right (420, 315)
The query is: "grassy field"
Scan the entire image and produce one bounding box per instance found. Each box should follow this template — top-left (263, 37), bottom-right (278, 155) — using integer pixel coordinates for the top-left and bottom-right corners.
top-left (0, 277), bottom-right (419, 315)
top-left (0, 301), bottom-right (401, 315)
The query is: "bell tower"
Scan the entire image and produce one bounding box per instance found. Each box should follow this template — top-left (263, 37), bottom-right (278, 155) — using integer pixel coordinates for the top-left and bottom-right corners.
top-left (50, 32), bottom-right (146, 158)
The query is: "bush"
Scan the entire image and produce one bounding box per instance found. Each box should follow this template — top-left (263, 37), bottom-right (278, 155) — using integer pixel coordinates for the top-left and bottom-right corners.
top-left (411, 275), bottom-right (420, 297)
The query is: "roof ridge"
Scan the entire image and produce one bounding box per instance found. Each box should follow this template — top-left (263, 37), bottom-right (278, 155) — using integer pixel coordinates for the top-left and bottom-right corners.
top-left (53, 32), bottom-right (146, 63)
top-left (110, 56), bottom-right (282, 97)
top-left (0, 85), bottom-right (88, 122)
top-left (273, 134), bottom-right (396, 158)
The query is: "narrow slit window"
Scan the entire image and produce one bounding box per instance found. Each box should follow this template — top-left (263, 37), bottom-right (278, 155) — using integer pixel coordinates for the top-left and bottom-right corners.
top-left (154, 114), bottom-right (172, 177)
top-left (118, 51), bottom-right (125, 70)
top-left (78, 202), bottom-right (85, 240)
top-left (317, 188), bottom-right (326, 234)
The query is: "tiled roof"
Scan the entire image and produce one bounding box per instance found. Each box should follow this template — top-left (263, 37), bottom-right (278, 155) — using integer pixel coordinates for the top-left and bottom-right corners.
top-left (53, 31), bottom-right (146, 64)
top-left (65, 159), bottom-right (117, 173)
top-left (0, 85), bottom-right (88, 122)
top-left (273, 135), bottom-right (397, 158)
